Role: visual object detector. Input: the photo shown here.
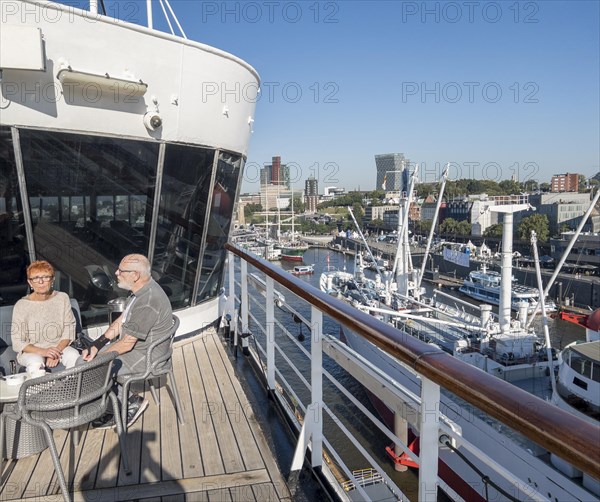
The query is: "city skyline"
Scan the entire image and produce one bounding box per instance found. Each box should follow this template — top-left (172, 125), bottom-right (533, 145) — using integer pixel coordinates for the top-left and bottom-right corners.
top-left (71, 1), bottom-right (600, 191)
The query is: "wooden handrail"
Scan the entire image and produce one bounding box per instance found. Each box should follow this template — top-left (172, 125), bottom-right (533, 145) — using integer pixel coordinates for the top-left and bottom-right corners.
top-left (225, 242), bottom-right (600, 479)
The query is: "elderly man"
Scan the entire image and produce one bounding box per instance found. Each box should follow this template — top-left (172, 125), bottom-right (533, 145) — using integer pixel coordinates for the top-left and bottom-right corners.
top-left (84, 253), bottom-right (173, 428)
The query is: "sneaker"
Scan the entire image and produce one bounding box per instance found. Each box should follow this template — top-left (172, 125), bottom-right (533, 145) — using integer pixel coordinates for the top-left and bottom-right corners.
top-left (128, 393), bottom-right (144, 406)
top-left (92, 412), bottom-right (116, 430)
top-left (126, 397), bottom-right (149, 428)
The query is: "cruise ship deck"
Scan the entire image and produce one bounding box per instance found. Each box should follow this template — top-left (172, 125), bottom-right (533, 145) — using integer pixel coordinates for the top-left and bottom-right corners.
top-left (0, 331), bottom-right (291, 502)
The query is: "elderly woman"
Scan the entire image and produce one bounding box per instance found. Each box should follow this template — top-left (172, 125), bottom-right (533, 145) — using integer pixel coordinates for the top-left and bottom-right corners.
top-left (11, 260), bottom-right (80, 373)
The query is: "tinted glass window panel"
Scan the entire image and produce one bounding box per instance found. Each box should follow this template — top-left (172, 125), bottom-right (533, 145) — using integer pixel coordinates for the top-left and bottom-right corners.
top-left (154, 144), bottom-right (215, 309)
top-left (0, 126), bottom-right (29, 306)
top-left (19, 129), bottom-right (159, 326)
top-left (196, 151), bottom-right (242, 302)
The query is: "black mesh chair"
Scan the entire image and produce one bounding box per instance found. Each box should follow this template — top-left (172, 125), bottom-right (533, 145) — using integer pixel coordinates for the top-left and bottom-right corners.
top-left (118, 315), bottom-right (184, 431)
top-left (0, 352), bottom-right (130, 502)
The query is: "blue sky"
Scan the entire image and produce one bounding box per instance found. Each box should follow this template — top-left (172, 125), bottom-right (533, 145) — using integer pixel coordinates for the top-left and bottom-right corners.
top-left (99, 1), bottom-right (599, 192)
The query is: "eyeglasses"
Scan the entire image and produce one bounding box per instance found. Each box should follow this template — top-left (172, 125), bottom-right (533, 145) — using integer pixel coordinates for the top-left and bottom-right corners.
top-left (116, 268), bottom-right (137, 275)
top-left (29, 276), bottom-right (54, 283)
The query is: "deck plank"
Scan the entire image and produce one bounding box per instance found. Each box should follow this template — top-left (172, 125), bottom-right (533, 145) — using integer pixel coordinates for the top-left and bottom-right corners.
top-left (182, 342), bottom-right (223, 476)
top-left (95, 424), bottom-right (121, 489)
top-left (117, 391), bottom-right (146, 487)
top-left (159, 380), bottom-right (183, 482)
top-left (139, 383), bottom-right (162, 484)
top-left (0, 455), bottom-right (38, 500)
top-left (25, 427), bottom-right (68, 497)
top-left (194, 337), bottom-right (245, 474)
top-left (205, 336), bottom-right (265, 472)
top-left (207, 488), bottom-right (233, 502)
top-left (71, 427), bottom-right (103, 492)
top-left (172, 345), bottom-right (204, 479)
top-left (1, 331), bottom-right (289, 502)
top-left (211, 336), bottom-right (292, 501)
top-left (252, 482), bottom-right (280, 501)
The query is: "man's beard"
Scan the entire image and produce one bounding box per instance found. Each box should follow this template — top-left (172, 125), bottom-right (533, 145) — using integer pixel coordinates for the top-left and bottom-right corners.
top-left (118, 279), bottom-right (132, 290)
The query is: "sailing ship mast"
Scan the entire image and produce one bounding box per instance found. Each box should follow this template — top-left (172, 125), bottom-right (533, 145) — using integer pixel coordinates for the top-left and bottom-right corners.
top-left (391, 164), bottom-right (419, 297)
top-left (416, 163), bottom-right (449, 291)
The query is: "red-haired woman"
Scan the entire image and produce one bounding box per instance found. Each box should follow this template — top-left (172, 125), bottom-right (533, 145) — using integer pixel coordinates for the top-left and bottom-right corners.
top-left (11, 260), bottom-right (80, 374)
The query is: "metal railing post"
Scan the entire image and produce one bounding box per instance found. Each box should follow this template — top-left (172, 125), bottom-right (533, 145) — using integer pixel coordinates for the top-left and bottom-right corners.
top-left (266, 276), bottom-right (275, 391)
top-left (240, 259), bottom-right (249, 354)
top-left (310, 306), bottom-right (323, 468)
top-left (227, 251), bottom-right (235, 317)
top-left (419, 376), bottom-right (440, 501)
top-left (291, 306), bottom-right (324, 471)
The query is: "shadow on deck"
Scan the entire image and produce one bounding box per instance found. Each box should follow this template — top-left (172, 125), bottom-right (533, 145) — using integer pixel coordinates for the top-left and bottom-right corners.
top-left (0, 331), bottom-right (292, 502)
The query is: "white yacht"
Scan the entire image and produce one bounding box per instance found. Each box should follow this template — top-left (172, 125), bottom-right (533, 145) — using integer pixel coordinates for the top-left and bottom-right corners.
top-left (459, 263), bottom-right (557, 314)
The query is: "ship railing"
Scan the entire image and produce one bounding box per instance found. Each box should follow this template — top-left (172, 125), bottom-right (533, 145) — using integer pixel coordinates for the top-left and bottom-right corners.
top-left (224, 243), bottom-right (600, 502)
top-left (86, 0), bottom-right (187, 37)
top-left (341, 468), bottom-right (385, 491)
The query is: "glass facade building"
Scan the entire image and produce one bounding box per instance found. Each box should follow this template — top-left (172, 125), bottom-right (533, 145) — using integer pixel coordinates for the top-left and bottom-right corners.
top-left (375, 153), bottom-right (412, 193)
top-left (0, 126), bottom-right (242, 328)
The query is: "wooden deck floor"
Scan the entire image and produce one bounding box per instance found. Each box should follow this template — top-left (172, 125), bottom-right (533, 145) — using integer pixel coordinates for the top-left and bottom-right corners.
top-left (0, 331), bottom-right (292, 502)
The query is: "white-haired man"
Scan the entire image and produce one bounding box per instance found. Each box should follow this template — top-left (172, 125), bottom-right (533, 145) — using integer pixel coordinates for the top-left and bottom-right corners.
top-left (83, 254), bottom-right (173, 428)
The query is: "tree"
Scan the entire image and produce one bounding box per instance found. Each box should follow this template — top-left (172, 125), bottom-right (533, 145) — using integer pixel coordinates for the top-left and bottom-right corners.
top-left (351, 202), bottom-right (364, 220)
top-left (539, 182), bottom-right (550, 192)
top-left (523, 179), bottom-right (539, 193)
top-left (413, 220), bottom-right (432, 233)
top-left (457, 220), bottom-right (472, 236)
top-left (244, 203), bottom-right (262, 218)
top-left (484, 223), bottom-right (503, 238)
top-left (292, 196), bottom-right (305, 213)
top-left (518, 214), bottom-right (549, 242)
top-left (558, 223), bottom-right (571, 234)
top-left (439, 218), bottom-right (459, 235)
top-left (499, 179), bottom-right (522, 195)
top-left (367, 189), bottom-right (386, 201)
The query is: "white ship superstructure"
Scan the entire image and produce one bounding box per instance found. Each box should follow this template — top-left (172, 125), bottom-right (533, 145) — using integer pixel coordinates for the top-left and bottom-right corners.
top-left (0, 0), bottom-right (259, 340)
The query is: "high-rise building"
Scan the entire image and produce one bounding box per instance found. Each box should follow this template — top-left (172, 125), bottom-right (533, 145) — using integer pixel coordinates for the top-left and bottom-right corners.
top-left (305, 176), bottom-right (318, 213)
top-left (262, 156), bottom-right (290, 189)
top-left (260, 166), bottom-right (271, 186)
top-left (375, 153), bottom-right (411, 192)
top-left (551, 173), bottom-right (579, 193)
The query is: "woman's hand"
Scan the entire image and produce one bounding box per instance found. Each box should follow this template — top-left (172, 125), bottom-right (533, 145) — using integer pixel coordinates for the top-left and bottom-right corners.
top-left (43, 346), bottom-right (62, 368)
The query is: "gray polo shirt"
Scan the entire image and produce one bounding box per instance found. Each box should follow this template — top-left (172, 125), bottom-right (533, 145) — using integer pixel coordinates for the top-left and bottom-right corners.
top-left (118, 278), bottom-right (173, 374)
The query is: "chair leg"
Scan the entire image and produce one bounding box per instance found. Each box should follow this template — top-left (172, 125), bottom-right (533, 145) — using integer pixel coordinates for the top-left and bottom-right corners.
top-left (72, 427), bottom-right (80, 448)
top-left (109, 393), bottom-right (131, 475)
top-left (168, 369), bottom-right (185, 424)
top-left (148, 378), bottom-right (160, 405)
top-left (121, 380), bottom-right (131, 432)
top-left (40, 424), bottom-right (71, 502)
top-left (68, 430), bottom-right (75, 493)
top-left (0, 414), bottom-right (5, 482)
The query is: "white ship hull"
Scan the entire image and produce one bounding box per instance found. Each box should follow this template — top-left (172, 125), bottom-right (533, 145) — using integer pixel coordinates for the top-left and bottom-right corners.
top-left (343, 327), bottom-right (598, 501)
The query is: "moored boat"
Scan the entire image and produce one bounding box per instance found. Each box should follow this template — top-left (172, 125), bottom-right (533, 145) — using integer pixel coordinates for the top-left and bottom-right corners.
top-left (278, 240), bottom-right (309, 262)
top-left (291, 264), bottom-right (314, 275)
top-left (459, 263), bottom-right (557, 314)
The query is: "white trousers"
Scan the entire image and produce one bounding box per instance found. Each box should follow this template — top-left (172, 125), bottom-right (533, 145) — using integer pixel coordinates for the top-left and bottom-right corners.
top-left (17, 346), bottom-right (80, 372)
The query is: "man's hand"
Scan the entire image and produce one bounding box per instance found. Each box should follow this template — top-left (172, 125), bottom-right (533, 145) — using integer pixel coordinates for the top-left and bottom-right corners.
top-left (82, 346), bottom-right (99, 362)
